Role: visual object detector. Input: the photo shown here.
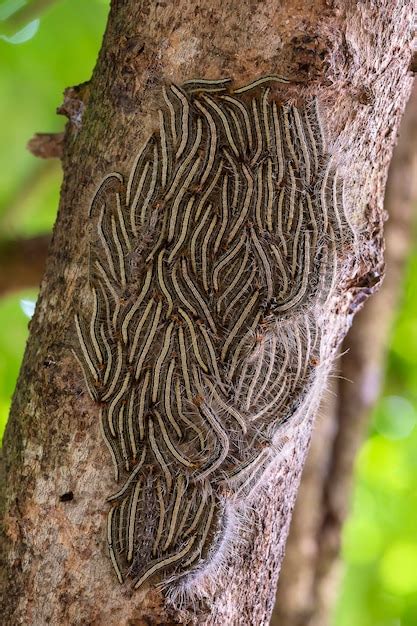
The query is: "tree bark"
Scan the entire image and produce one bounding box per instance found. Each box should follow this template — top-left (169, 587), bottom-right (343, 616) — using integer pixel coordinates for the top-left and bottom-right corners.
top-left (0, 2), bottom-right (415, 625)
top-left (272, 81), bottom-right (417, 626)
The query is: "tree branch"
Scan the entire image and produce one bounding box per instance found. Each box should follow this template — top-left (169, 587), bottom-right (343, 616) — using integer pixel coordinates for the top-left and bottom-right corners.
top-left (0, 235), bottom-right (50, 296)
top-left (5, 0), bottom-right (59, 29)
top-left (27, 133), bottom-right (64, 160)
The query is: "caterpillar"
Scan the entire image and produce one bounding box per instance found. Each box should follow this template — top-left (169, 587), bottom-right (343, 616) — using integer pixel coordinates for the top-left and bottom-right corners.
top-left (73, 76), bottom-right (354, 596)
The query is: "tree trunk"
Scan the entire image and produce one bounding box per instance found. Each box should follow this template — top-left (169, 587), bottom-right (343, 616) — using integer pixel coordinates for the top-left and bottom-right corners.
top-left (0, 2), bottom-right (415, 625)
top-left (272, 81), bottom-right (417, 626)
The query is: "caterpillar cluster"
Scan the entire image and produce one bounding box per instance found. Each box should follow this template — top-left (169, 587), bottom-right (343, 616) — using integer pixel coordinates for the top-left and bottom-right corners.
top-left (73, 75), bottom-right (354, 596)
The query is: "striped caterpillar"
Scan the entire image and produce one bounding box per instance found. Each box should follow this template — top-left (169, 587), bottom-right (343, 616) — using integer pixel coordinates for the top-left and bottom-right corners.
top-left (73, 75), bottom-right (354, 597)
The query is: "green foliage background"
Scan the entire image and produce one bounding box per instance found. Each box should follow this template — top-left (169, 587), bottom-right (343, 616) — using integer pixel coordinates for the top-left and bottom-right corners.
top-left (0, 2), bottom-right (416, 624)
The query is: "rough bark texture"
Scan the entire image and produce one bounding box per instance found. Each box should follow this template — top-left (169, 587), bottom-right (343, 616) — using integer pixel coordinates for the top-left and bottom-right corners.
top-left (0, 2), bottom-right (415, 625)
top-left (272, 81), bottom-right (417, 626)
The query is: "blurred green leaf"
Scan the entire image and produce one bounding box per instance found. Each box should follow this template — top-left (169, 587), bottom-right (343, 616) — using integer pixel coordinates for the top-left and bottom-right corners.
top-left (380, 542), bottom-right (417, 595)
top-left (356, 435), bottom-right (410, 492)
top-left (0, 17), bottom-right (39, 43)
top-left (373, 395), bottom-right (416, 441)
top-left (0, 289), bottom-right (38, 438)
top-left (0, 0), bottom-right (26, 21)
top-left (20, 298), bottom-right (36, 317)
top-left (342, 517), bottom-right (383, 565)
top-left (0, 0), bottom-right (110, 236)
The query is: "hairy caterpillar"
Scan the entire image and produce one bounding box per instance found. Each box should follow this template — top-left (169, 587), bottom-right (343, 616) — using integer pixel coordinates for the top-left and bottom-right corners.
top-left (73, 75), bottom-right (354, 596)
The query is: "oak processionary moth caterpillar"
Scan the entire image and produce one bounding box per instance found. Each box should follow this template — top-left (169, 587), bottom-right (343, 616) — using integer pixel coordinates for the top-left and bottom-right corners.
top-left (73, 75), bottom-right (354, 597)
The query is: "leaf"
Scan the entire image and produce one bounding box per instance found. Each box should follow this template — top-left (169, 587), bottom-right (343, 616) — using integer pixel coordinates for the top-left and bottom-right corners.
top-left (0, 0), bottom-right (27, 21)
top-left (20, 298), bottom-right (36, 318)
top-left (0, 17), bottom-right (39, 44)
